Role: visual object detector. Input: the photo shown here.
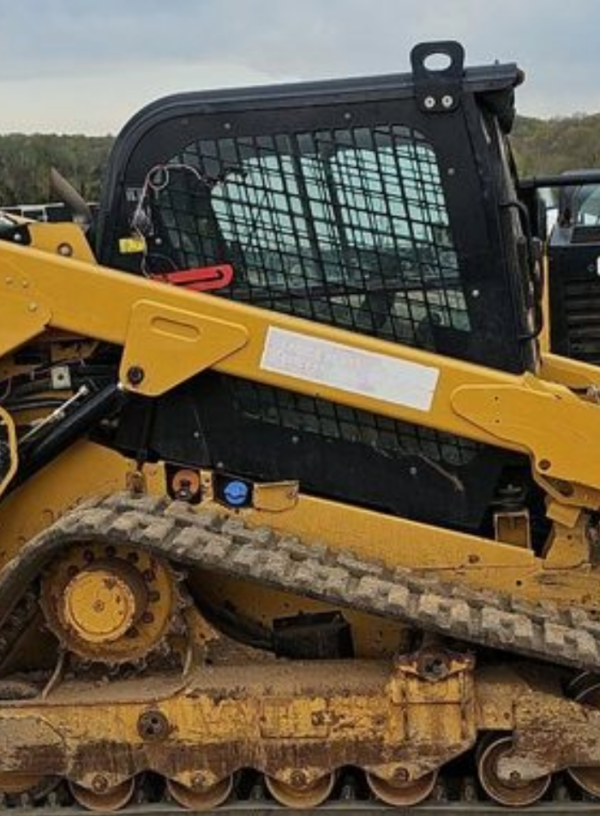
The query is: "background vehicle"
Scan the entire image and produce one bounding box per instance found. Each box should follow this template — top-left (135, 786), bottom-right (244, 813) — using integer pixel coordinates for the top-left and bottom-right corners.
top-left (3, 40), bottom-right (600, 812)
top-left (544, 172), bottom-right (600, 363)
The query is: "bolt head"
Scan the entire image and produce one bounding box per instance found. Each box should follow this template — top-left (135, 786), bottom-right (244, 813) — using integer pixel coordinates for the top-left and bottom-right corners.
top-left (290, 770), bottom-right (307, 788)
top-left (91, 774), bottom-right (109, 792)
top-left (126, 366), bottom-right (145, 386)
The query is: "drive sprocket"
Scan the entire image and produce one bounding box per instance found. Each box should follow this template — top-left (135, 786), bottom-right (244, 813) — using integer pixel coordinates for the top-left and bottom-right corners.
top-left (40, 542), bottom-right (180, 664)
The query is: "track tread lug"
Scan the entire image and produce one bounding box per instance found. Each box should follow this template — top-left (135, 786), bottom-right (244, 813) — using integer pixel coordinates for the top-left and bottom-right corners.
top-left (4, 490), bottom-right (600, 673)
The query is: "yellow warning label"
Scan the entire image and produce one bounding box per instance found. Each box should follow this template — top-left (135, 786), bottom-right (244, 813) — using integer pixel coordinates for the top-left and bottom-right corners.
top-left (119, 236), bottom-right (146, 254)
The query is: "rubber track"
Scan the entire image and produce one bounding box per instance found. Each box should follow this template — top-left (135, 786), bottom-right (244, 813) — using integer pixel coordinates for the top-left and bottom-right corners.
top-left (3, 798), bottom-right (600, 816)
top-left (3, 492), bottom-right (600, 672)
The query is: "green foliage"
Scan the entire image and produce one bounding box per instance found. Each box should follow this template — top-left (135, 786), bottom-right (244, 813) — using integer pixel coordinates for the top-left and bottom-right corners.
top-left (511, 113), bottom-right (600, 176)
top-left (0, 134), bottom-right (114, 206)
top-left (1, 114), bottom-right (600, 206)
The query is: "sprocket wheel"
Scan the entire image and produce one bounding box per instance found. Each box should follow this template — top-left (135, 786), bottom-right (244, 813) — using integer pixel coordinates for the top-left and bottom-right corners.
top-left (70, 778), bottom-right (136, 812)
top-left (40, 542), bottom-right (180, 664)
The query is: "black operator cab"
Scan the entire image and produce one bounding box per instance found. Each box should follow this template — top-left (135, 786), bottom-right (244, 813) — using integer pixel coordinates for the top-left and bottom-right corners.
top-left (95, 42), bottom-right (542, 536)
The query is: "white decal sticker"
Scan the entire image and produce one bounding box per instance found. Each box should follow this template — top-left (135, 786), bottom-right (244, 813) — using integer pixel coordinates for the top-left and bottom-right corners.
top-left (260, 327), bottom-right (439, 412)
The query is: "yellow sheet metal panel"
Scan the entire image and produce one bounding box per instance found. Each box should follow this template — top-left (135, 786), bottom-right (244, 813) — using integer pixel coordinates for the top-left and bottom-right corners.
top-left (27, 221), bottom-right (96, 263)
top-left (4, 234), bottom-right (600, 507)
top-left (0, 289), bottom-right (50, 358)
top-left (120, 299), bottom-right (249, 395)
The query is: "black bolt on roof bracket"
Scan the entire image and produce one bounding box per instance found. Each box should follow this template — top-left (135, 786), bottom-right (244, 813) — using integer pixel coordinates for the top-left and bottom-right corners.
top-left (410, 41), bottom-right (465, 114)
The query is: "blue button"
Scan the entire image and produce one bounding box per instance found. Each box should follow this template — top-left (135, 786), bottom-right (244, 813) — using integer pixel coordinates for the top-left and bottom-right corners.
top-left (223, 480), bottom-right (249, 506)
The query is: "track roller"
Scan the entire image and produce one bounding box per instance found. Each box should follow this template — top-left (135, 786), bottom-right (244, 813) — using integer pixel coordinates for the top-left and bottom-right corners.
top-left (568, 676), bottom-right (600, 798)
top-left (366, 770), bottom-right (437, 806)
top-left (265, 773), bottom-right (335, 809)
top-left (166, 776), bottom-right (233, 811)
top-left (477, 735), bottom-right (551, 807)
top-left (69, 778), bottom-right (136, 812)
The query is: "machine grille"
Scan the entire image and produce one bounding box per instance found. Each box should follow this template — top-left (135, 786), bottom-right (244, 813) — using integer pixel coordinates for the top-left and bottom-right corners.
top-left (563, 278), bottom-right (600, 363)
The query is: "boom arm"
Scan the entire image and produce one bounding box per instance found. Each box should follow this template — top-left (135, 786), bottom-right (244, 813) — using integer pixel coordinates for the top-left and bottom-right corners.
top-left (2, 222), bottom-right (600, 509)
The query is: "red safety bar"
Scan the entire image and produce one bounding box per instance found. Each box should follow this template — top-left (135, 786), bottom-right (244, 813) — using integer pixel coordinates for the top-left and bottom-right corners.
top-left (151, 264), bottom-right (234, 292)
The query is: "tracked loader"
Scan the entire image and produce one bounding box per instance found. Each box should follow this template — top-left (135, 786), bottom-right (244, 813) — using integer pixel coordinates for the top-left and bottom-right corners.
top-left (4, 40), bottom-right (600, 812)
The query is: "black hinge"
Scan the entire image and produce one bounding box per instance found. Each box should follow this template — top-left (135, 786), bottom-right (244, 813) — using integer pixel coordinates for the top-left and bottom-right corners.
top-left (410, 41), bottom-right (465, 114)
top-left (0, 215), bottom-right (32, 246)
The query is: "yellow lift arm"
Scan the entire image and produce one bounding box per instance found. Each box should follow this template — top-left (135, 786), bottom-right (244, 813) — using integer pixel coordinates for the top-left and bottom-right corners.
top-left (1, 222), bottom-right (600, 510)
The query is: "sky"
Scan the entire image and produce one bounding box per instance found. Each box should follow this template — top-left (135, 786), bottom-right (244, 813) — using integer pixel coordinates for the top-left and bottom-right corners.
top-left (1, 0), bottom-right (599, 134)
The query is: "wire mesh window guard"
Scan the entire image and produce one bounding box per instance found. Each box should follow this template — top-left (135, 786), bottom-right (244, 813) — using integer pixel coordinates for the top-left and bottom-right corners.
top-left (147, 124), bottom-right (469, 348)
top-left (227, 378), bottom-right (477, 467)
top-left (140, 123), bottom-right (477, 466)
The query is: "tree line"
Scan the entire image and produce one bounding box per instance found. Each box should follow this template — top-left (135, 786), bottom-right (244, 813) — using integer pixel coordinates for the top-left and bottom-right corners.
top-left (511, 113), bottom-right (600, 177)
top-left (1, 113), bottom-right (600, 206)
top-left (0, 134), bottom-right (113, 206)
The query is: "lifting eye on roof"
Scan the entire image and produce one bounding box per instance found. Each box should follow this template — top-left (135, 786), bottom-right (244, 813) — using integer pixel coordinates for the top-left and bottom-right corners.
top-left (423, 52), bottom-right (453, 72)
top-left (410, 41), bottom-right (465, 115)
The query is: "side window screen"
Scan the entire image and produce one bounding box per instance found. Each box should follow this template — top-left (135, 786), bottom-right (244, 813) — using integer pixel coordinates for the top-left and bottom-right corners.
top-left (148, 124), bottom-right (469, 349)
top-left (130, 124), bottom-right (483, 470)
top-left (575, 185), bottom-right (600, 226)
